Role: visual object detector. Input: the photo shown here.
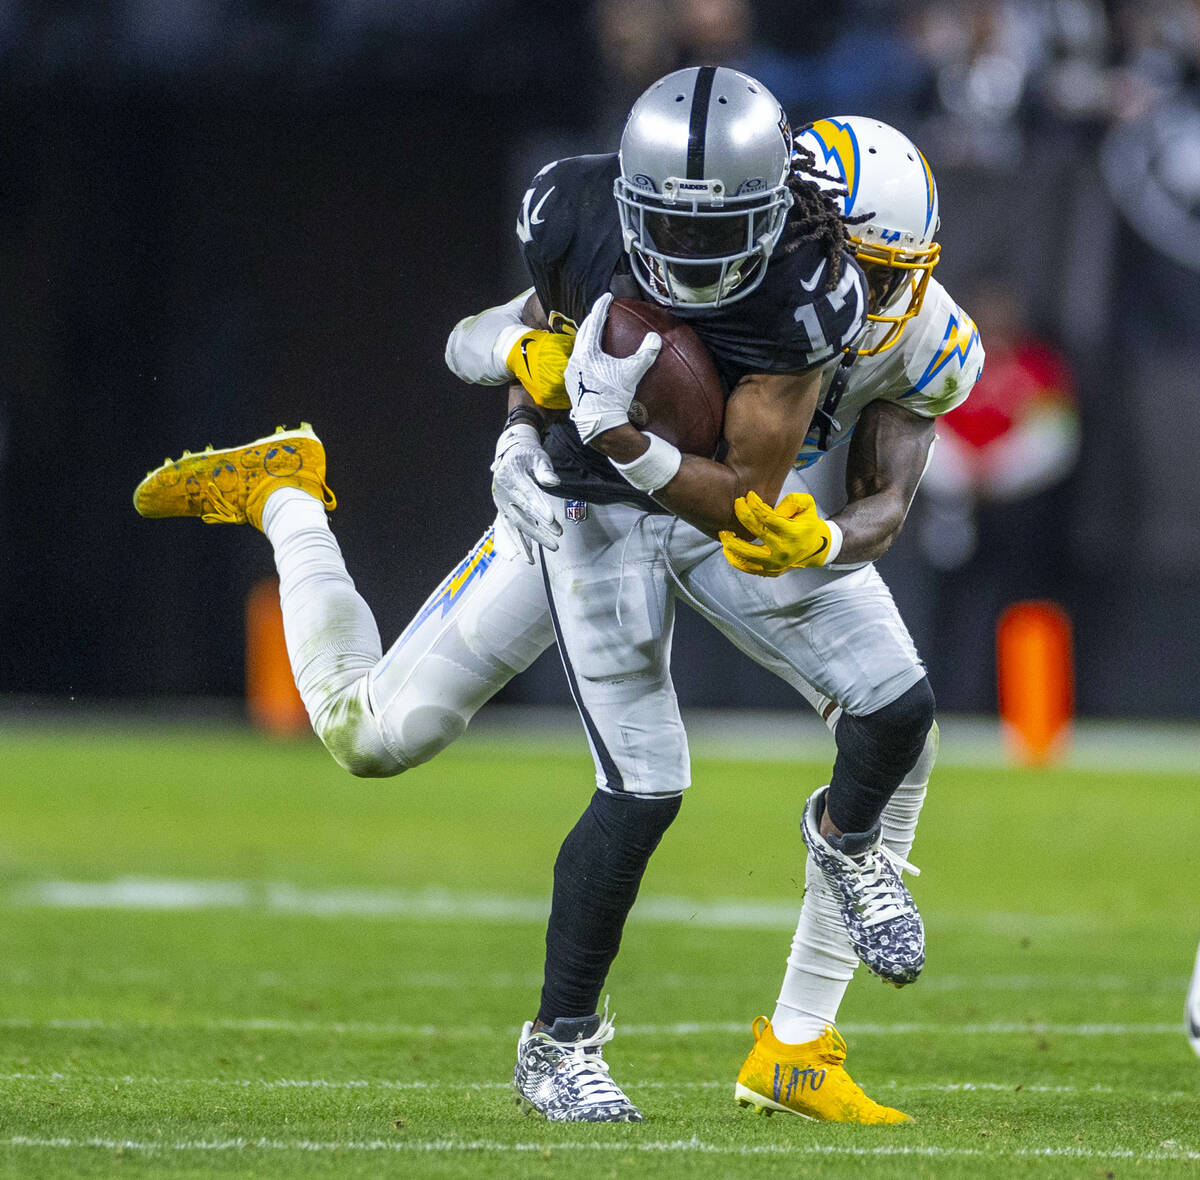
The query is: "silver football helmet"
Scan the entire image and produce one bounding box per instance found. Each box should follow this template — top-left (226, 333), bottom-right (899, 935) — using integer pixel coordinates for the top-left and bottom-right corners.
top-left (793, 116), bottom-right (941, 355)
top-left (615, 66), bottom-right (794, 309)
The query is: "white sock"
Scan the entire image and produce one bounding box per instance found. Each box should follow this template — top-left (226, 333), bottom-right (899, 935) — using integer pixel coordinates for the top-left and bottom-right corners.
top-left (770, 722), bottom-right (937, 1044)
top-left (261, 487), bottom-right (393, 771)
top-left (771, 859), bottom-right (858, 1044)
top-left (880, 720), bottom-right (936, 861)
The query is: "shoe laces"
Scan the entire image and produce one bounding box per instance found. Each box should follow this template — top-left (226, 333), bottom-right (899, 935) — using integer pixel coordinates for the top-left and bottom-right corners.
top-left (201, 482), bottom-right (243, 524)
top-left (538, 1010), bottom-right (630, 1107)
top-left (823, 1025), bottom-right (848, 1059)
top-left (850, 845), bottom-right (920, 928)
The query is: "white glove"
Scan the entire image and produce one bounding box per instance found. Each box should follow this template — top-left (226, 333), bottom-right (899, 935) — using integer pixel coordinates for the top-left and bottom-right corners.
top-left (564, 292), bottom-right (661, 445)
top-left (445, 288), bottom-right (535, 385)
top-left (490, 423), bottom-right (562, 562)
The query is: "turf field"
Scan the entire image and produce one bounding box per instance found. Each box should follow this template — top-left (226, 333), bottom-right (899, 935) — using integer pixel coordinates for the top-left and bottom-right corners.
top-left (0, 713), bottom-right (1196, 1177)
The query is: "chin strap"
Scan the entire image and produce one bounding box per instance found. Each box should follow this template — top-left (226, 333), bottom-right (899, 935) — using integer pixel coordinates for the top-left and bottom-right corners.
top-left (812, 352), bottom-right (857, 452)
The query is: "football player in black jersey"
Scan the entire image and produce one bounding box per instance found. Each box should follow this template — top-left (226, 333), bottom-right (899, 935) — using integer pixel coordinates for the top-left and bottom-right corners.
top-left (483, 68), bottom-right (934, 1122)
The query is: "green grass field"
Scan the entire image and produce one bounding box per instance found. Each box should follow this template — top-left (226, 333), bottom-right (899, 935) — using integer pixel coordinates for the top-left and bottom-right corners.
top-left (0, 715), bottom-right (1197, 1177)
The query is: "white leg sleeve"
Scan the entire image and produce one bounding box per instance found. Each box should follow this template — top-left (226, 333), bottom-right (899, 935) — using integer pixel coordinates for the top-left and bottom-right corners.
top-left (771, 721), bottom-right (937, 1043)
top-left (262, 487), bottom-right (396, 776)
top-left (880, 719), bottom-right (937, 862)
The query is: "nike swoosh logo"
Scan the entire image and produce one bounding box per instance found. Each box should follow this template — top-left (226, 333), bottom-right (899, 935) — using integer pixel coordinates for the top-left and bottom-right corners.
top-left (799, 259), bottom-right (826, 292)
top-left (517, 186), bottom-right (556, 243)
top-left (519, 337), bottom-right (533, 374)
top-left (530, 187), bottom-right (554, 225)
top-left (803, 537), bottom-right (829, 564)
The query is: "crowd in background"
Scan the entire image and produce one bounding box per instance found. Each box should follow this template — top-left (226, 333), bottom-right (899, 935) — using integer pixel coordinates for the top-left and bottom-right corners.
top-left (4, 0), bottom-right (1200, 716)
top-left (7, 1), bottom-right (1198, 127)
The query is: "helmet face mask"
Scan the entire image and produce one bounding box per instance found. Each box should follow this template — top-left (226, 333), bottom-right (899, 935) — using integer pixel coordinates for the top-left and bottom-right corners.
top-left (857, 258), bottom-right (909, 314)
top-left (615, 67), bottom-right (793, 309)
top-left (618, 184), bottom-right (792, 306)
top-left (793, 116), bottom-right (941, 355)
top-left (851, 237), bottom-right (941, 354)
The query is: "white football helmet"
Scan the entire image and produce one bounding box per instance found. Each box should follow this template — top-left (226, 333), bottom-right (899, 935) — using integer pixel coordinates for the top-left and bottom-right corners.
top-left (793, 116), bottom-right (941, 355)
top-left (614, 66), bottom-right (794, 309)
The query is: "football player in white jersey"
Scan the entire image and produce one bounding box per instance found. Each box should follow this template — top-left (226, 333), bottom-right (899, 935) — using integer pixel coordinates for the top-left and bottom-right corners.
top-left (134, 103), bottom-right (983, 1124)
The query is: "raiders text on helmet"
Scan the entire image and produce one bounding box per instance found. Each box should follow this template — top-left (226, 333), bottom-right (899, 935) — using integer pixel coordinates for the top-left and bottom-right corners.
top-left (794, 116), bottom-right (941, 354)
top-left (615, 66), bottom-right (794, 309)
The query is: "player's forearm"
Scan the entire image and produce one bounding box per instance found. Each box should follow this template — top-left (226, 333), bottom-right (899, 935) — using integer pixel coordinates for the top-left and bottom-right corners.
top-left (507, 372), bottom-right (570, 426)
top-left (835, 399), bottom-right (935, 563)
top-left (507, 381), bottom-right (545, 416)
top-left (655, 455), bottom-right (757, 537)
top-left (828, 491), bottom-right (910, 564)
top-left (520, 291), bottom-right (550, 331)
top-left (592, 423), bottom-right (785, 538)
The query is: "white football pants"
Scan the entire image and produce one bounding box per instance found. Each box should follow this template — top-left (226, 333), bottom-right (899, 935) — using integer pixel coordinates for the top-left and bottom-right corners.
top-left (536, 486), bottom-right (926, 797)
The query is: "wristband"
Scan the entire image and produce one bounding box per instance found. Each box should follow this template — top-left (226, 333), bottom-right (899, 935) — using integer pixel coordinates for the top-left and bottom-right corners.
top-left (824, 518), bottom-right (844, 565)
top-left (504, 404), bottom-right (546, 438)
top-left (612, 431), bottom-right (682, 494)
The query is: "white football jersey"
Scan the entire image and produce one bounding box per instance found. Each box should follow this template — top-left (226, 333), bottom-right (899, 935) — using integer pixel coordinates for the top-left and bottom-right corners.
top-left (793, 276), bottom-right (984, 474)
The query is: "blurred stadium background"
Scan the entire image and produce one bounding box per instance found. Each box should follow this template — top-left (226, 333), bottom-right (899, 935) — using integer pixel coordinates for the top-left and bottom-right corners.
top-left (4, 0), bottom-right (1200, 722)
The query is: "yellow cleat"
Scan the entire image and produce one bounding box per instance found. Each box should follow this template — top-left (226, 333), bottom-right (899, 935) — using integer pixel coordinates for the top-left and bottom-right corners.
top-left (734, 1017), bottom-right (911, 1124)
top-left (133, 423), bottom-right (336, 532)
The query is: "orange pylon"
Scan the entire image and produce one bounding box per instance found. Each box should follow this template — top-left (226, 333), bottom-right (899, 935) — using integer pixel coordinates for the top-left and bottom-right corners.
top-left (245, 576), bottom-right (309, 737)
top-left (996, 600), bottom-right (1073, 766)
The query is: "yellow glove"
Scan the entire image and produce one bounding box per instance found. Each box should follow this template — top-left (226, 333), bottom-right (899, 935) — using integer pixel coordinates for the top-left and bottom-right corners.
top-left (719, 490), bottom-right (837, 577)
top-left (506, 328), bottom-right (575, 410)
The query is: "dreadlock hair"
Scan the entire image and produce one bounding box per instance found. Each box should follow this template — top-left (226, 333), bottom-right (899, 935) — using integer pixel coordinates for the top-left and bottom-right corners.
top-left (781, 123), bottom-right (873, 293)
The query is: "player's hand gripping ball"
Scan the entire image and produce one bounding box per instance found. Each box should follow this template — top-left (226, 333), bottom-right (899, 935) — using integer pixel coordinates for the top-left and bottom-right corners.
top-left (564, 292), bottom-right (662, 445)
top-left (561, 293), bottom-right (727, 455)
top-left (720, 491), bottom-right (835, 576)
top-left (602, 299), bottom-right (726, 458)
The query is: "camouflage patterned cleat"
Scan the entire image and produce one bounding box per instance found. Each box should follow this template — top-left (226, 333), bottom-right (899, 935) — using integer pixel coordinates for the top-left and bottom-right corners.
top-left (801, 785), bottom-right (925, 986)
top-left (133, 423), bottom-right (336, 531)
top-left (735, 1017), bottom-right (910, 1124)
top-left (513, 1010), bottom-right (643, 1123)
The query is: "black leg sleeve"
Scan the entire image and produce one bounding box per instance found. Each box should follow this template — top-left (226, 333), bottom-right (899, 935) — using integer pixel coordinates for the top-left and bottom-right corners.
top-left (827, 677), bottom-right (935, 835)
top-left (537, 789), bottom-right (682, 1024)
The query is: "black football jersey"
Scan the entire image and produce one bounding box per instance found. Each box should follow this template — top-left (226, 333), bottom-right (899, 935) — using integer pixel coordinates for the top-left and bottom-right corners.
top-left (516, 152), bottom-right (868, 509)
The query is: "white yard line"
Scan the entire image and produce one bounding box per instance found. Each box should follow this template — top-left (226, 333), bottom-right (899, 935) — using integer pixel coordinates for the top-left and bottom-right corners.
top-left (3, 1072), bottom-right (1193, 1100)
top-left (2, 1135), bottom-right (1197, 1162)
top-left (0, 1016), bottom-right (1184, 1037)
top-left (5, 876), bottom-right (1108, 935)
top-left (0, 964), bottom-right (1183, 993)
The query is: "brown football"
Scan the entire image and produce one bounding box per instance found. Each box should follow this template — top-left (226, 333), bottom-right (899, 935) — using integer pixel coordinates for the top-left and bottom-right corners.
top-left (602, 298), bottom-right (726, 458)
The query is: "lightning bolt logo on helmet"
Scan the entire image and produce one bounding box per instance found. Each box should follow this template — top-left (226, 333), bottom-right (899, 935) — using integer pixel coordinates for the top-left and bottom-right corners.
top-left (804, 118), bottom-right (862, 213)
top-left (792, 116), bottom-right (942, 356)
